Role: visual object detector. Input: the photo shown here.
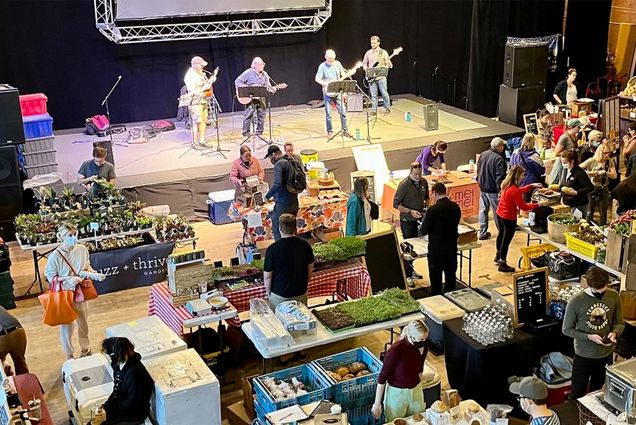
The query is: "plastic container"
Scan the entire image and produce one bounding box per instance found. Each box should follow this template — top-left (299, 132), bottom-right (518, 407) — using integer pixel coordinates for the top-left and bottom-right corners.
top-left (422, 361), bottom-right (442, 408)
top-left (312, 347), bottom-right (382, 405)
top-left (253, 364), bottom-right (332, 413)
top-left (547, 214), bottom-right (579, 244)
top-left (564, 232), bottom-right (598, 259)
top-left (419, 296), bottom-right (465, 353)
top-left (22, 149), bottom-right (56, 166)
top-left (444, 288), bottom-right (490, 312)
top-left (22, 113), bottom-right (53, 140)
top-left (19, 93), bottom-right (48, 116)
top-left (343, 401), bottom-right (384, 425)
top-left (22, 137), bottom-right (55, 153)
top-left (24, 162), bottom-right (58, 178)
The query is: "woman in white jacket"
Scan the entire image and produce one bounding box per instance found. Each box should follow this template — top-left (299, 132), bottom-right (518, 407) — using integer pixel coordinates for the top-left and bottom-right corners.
top-left (45, 222), bottom-right (103, 359)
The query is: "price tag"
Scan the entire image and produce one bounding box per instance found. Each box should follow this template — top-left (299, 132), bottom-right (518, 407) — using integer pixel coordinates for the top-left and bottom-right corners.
top-left (89, 222), bottom-right (100, 231)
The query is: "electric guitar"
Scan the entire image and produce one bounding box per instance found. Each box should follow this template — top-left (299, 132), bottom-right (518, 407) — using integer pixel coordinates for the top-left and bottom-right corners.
top-left (236, 83), bottom-right (288, 105)
top-left (366, 47), bottom-right (403, 83)
top-left (324, 62), bottom-right (363, 97)
top-left (204, 67), bottom-right (220, 97)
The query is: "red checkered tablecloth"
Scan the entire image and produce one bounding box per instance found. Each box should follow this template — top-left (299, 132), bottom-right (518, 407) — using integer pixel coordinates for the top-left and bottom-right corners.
top-left (222, 259), bottom-right (371, 312)
top-left (148, 282), bottom-right (241, 336)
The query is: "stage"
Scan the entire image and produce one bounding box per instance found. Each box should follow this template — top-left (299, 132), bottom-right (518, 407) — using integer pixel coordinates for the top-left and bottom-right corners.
top-left (51, 94), bottom-right (522, 220)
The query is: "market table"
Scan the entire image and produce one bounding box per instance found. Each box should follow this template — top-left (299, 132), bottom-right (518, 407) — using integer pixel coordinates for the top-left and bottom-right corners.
top-left (403, 236), bottom-right (482, 287)
top-left (443, 317), bottom-right (573, 408)
top-left (219, 259), bottom-right (371, 313)
top-left (12, 373), bottom-right (53, 425)
top-left (234, 195), bottom-right (348, 241)
top-left (381, 171), bottom-right (480, 219)
top-left (243, 308), bottom-right (424, 371)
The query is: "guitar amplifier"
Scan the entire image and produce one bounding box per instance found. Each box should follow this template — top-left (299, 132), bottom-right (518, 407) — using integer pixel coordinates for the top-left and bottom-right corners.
top-left (346, 93), bottom-right (364, 112)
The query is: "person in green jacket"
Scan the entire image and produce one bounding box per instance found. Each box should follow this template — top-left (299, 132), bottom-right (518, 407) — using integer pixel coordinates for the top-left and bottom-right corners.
top-left (562, 266), bottom-right (624, 399)
top-left (346, 177), bottom-right (372, 236)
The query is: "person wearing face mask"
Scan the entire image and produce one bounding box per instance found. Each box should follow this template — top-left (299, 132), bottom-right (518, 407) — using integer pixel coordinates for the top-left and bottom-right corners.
top-left (371, 320), bottom-right (429, 422)
top-left (264, 145), bottom-right (299, 241)
top-left (393, 162), bottom-right (429, 285)
top-left (44, 222), bottom-right (104, 359)
top-left (580, 144), bottom-right (616, 225)
top-left (78, 146), bottom-right (116, 190)
top-left (562, 266), bottom-right (624, 400)
top-left (578, 130), bottom-right (603, 163)
top-left (549, 119), bottom-right (580, 185)
top-left (509, 376), bottom-right (560, 425)
top-left (229, 146), bottom-right (265, 193)
top-left (559, 150), bottom-right (594, 217)
top-left (91, 337), bottom-right (154, 425)
top-left (419, 183), bottom-right (461, 295)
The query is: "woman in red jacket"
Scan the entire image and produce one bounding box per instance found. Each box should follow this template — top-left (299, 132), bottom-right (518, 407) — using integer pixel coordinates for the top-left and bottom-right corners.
top-left (495, 165), bottom-right (541, 273)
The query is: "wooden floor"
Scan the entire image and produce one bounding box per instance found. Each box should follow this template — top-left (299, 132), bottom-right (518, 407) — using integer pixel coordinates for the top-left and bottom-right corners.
top-left (5, 215), bottom-right (530, 424)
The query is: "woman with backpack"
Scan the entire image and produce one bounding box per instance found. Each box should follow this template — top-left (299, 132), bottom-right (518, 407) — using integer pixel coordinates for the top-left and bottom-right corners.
top-left (510, 133), bottom-right (545, 202)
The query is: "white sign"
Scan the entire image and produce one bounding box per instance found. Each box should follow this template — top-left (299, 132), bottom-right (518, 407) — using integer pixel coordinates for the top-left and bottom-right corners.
top-left (352, 144), bottom-right (390, 200)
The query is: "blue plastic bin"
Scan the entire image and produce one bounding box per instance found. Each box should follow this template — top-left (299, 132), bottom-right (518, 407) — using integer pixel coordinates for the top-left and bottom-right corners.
top-left (253, 364), bottom-right (332, 413)
top-left (344, 401), bottom-right (384, 425)
top-left (23, 113), bottom-right (53, 140)
top-left (207, 190), bottom-right (235, 225)
top-left (312, 347), bottom-right (383, 405)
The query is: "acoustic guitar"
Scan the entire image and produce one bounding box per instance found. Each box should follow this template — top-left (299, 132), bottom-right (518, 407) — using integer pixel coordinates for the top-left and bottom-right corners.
top-left (204, 67), bottom-right (220, 97)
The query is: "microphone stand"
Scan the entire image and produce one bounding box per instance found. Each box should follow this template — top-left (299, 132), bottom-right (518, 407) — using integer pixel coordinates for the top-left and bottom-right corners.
top-left (100, 75), bottom-right (126, 147)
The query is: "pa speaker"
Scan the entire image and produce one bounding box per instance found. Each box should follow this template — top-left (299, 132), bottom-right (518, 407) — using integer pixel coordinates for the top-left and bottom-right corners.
top-left (503, 44), bottom-right (548, 88)
top-left (498, 84), bottom-right (545, 127)
top-left (346, 93), bottom-right (364, 112)
top-left (423, 104), bottom-right (439, 131)
top-left (0, 145), bottom-right (23, 241)
top-left (0, 85), bottom-right (25, 145)
top-left (0, 145), bottom-right (20, 188)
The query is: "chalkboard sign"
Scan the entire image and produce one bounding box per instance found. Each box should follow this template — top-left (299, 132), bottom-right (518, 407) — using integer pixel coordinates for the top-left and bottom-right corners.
top-left (523, 113), bottom-right (539, 135)
top-left (362, 228), bottom-right (406, 292)
top-left (513, 267), bottom-right (549, 326)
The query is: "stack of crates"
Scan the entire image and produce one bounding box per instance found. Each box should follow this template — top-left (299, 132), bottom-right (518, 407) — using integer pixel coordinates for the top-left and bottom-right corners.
top-left (19, 93), bottom-right (57, 178)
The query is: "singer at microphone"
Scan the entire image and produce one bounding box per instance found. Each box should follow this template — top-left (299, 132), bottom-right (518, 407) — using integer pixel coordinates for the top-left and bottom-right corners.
top-left (184, 56), bottom-right (212, 146)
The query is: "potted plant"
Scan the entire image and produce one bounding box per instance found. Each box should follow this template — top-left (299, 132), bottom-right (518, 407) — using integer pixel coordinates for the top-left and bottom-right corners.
top-left (61, 187), bottom-right (76, 210)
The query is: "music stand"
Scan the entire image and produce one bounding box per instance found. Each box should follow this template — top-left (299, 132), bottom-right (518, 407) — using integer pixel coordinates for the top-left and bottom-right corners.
top-left (364, 67), bottom-right (392, 126)
top-left (325, 80), bottom-right (357, 145)
top-left (238, 86), bottom-right (274, 150)
top-left (206, 93), bottom-right (229, 159)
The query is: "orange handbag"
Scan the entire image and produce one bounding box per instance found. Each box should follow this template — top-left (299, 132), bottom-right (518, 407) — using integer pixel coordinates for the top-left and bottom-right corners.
top-left (38, 280), bottom-right (78, 326)
top-left (59, 251), bottom-right (99, 302)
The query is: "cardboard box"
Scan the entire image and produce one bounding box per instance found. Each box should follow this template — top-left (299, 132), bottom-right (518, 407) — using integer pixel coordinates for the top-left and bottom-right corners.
top-left (551, 112), bottom-right (564, 127)
top-left (167, 260), bottom-right (215, 294)
top-left (313, 226), bottom-right (342, 243)
top-left (571, 101), bottom-right (593, 117)
top-left (457, 221), bottom-right (477, 245)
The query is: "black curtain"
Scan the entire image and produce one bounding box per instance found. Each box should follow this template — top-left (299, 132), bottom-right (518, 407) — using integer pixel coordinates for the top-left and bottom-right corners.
top-left (466, 0), bottom-right (565, 116)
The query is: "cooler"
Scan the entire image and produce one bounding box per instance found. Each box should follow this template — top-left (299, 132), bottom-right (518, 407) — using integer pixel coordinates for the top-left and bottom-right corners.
top-left (444, 288), bottom-right (490, 312)
top-left (207, 190), bottom-right (235, 225)
top-left (144, 348), bottom-right (221, 425)
top-left (22, 113), bottom-right (53, 140)
top-left (61, 354), bottom-right (113, 425)
top-left (19, 93), bottom-right (48, 116)
top-left (105, 316), bottom-right (187, 362)
top-left (419, 296), bottom-right (465, 353)
top-left (422, 361), bottom-right (441, 408)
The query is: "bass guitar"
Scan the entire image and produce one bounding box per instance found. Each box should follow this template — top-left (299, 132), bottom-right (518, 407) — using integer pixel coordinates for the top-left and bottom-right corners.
top-left (324, 62), bottom-right (363, 97)
top-left (365, 47), bottom-right (403, 83)
top-left (236, 83), bottom-right (288, 105)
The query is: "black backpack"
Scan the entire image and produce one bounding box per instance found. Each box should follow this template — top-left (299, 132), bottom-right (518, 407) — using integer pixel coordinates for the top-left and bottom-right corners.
top-left (285, 157), bottom-right (307, 193)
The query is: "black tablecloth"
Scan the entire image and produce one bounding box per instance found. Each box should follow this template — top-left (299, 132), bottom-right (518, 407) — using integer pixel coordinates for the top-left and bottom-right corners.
top-left (443, 317), bottom-right (573, 407)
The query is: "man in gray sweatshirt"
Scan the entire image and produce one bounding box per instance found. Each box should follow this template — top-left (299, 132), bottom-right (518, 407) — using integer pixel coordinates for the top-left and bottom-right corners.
top-left (562, 266), bottom-right (624, 399)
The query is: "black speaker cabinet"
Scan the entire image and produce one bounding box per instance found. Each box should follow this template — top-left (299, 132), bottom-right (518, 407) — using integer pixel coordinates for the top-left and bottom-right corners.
top-left (503, 43), bottom-right (548, 88)
top-left (0, 145), bottom-right (23, 241)
top-left (92, 140), bottom-right (115, 165)
top-left (498, 84), bottom-right (545, 127)
top-left (0, 85), bottom-right (25, 145)
top-left (423, 103), bottom-right (439, 131)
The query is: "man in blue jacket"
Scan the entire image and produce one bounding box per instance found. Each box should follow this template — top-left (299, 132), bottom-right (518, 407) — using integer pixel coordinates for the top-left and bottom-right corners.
top-left (264, 145), bottom-right (299, 241)
top-left (476, 137), bottom-right (507, 240)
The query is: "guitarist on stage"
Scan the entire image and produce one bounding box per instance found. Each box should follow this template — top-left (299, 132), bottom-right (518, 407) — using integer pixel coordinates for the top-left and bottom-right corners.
top-left (363, 36), bottom-right (393, 116)
top-left (315, 49), bottom-right (358, 138)
top-left (235, 57), bottom-right (277, 139)
top-left (184, 56), bottom-right (215, 146)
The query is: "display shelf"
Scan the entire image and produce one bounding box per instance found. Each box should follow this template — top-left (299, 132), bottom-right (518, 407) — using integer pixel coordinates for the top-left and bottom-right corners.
top-left (16, 227), bottom-right (152, 251)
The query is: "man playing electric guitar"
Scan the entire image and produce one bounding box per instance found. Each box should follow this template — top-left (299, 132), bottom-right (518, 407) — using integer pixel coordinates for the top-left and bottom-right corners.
top-left (315, 49), bottom-right (362, 138)
top-left (363, 37), bottom-right (402, 116)
top-left (184, 56), bottom-right (216, 145)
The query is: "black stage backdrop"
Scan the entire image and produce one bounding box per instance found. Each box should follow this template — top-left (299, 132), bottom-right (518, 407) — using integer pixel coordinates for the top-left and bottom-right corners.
top-left (1, 0), bottom-right (606, 129)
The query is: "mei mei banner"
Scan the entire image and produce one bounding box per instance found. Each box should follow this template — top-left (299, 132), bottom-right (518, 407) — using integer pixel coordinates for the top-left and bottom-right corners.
top-left (91, 241), bottom-right (175, 294)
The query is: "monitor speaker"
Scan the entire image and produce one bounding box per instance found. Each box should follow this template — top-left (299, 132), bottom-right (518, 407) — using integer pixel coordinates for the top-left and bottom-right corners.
top-left (503, 43), bottom-right (548, 88)
top-left (498, 84), bottom-right (545, 127)
top-left (0, 84), bottom-right (25, 145)
top-left (346, 93), bottom-right (364, 112)
top-left (0, 145), bottom-right (23, 241)
top-left (423, 104), bottom-right (439, 131)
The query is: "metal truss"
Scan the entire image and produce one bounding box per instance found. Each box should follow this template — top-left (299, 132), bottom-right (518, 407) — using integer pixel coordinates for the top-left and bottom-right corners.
top-left (94, 0), bottom-right (331, 44)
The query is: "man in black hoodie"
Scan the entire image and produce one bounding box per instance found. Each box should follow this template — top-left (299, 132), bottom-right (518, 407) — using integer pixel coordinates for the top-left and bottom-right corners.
top-left (92, 337), bottom-right (154, 425)
top-left (476, 137), bottom-right (507, 240)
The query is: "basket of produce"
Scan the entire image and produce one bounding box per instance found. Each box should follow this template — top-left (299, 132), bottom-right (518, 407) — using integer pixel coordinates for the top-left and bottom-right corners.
top-left (564, 233), bottom-right (598, 260)
top-left (253, 364), bottom-right (332, 413)
top-left (312, 347), bottom-right (383, 405)
top-left (547, 214), bottom-right (580, 244)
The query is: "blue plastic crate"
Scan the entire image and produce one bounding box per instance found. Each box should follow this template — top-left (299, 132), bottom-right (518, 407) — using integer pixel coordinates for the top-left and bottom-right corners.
top-left (253, 399), bottom-right (267, 422)
top-left (344, 401), bottom-right (384, 425)
top-left (312, 347), bottom-right (383, 405)
top-left (253, 363), bottom-right (332, 413)
top-left (23, 113), bottom-right (53, 140)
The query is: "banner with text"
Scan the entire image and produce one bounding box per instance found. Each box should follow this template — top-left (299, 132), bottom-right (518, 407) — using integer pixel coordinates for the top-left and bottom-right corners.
top-left (91, 241), bottom-right (175, 294)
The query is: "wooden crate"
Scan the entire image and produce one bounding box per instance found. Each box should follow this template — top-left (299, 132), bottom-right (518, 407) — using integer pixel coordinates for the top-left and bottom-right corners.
top-left (606, 229), bottom-right (631, 274)
top-left (167, 260), bottom-right (215, 294)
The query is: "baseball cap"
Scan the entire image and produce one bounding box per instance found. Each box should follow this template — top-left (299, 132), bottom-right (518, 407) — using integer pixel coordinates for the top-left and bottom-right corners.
top-left (264, 145), bottom-right (281, 159)
top-left (191, 56), bottom-right (208, 67)
top-left (566, 118), bottom-right (581, 129)
top-left (508, 376), bottom-right (548, 400)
